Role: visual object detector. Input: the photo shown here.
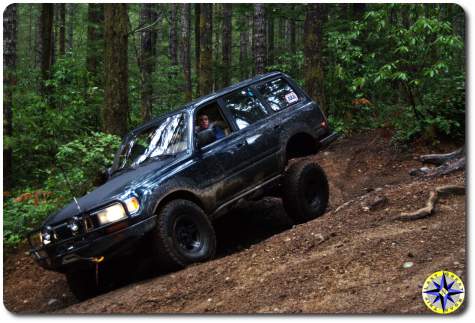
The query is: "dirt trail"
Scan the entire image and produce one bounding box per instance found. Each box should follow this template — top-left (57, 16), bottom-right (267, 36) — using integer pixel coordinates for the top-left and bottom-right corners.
top-left (3, 129), bottom-right (465, 314)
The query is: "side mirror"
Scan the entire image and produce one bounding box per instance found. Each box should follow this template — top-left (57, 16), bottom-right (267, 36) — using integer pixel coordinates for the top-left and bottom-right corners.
top-left (196, 129), bottom-right (216, 149)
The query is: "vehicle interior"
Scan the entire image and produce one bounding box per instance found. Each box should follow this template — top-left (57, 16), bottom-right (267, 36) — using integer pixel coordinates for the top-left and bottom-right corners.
top-left (195, 101), bottom-right (232, 139)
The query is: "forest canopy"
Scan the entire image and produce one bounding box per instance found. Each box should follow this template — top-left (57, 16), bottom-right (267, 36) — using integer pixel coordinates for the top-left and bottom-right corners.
top-left (2, 3), bottom-right (465, 247)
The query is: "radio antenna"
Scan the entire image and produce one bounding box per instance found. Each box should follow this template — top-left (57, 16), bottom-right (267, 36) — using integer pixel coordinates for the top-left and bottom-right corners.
top-left (56, 162), bottom-right (82, 213)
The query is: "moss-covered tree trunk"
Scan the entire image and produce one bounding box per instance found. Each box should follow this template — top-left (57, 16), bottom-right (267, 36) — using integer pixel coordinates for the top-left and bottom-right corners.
top-left (103, 4), bottom-right (129, 136)
top-left (180, 3), bottom-right (192, 101)
top-left (3, 4), bottom-right (17, 191)
top-left (266, 5), bottom-right (274, 66)
top-left (239, 13), bottom-right (249, 80)
top-left (39, 3), bottom-right (53, 97)
top-left (58, 3), bottom-right (66, 56)
top-left (140, 3), bottom-right (158, 121)
top-left (194, 3), bottom-right (201, 95)
top-left (253, 4), bottom-right (266, 75)
top-left (221, 4), bottom-right (232, 87)
top-left (86, 4), bottom-right (104, 83)
top-left (199, 3), bottom-right (213, 96)
top-left (303, 3), bottom-right (326, 113)
top-left (66, 3), bottom-right (74, 51)
top-left (169, 4), bottom-right (178, 66)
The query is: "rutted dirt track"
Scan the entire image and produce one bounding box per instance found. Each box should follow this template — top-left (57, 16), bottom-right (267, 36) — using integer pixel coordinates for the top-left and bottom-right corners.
top-left (3, 129), bottom-right (466, 314)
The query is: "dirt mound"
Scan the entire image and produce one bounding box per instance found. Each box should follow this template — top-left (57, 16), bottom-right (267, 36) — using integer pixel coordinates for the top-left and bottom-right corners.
top-left (3, 129), bottom-right (465, 314)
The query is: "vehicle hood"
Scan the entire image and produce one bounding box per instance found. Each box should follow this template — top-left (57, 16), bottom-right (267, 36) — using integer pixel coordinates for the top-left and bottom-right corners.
top-left (43, 159), bottom-right (175, 226)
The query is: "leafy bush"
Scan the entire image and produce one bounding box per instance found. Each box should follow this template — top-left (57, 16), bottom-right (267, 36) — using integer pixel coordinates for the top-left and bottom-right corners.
top-left (3, 194), bottom-right (58, 248)
top-left (324, 7), bottom-right (465, 144)
top-left (3, 132), bottom-right (121, 247)
top-left (45, 132), bottom-right (121, 200)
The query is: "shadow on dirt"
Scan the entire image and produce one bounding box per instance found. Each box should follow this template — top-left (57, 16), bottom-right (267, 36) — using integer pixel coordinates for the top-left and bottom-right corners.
top-left (214, 197), bottom-right (293, 257)
top-left (89, 197), bottom-right (294, 299)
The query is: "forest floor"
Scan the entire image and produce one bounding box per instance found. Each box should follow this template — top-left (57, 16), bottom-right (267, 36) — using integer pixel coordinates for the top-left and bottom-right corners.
top-left (3, 129), bottom-right (466, 314)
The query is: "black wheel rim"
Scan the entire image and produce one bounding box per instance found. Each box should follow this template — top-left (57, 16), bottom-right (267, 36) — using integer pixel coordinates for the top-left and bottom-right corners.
top-left (174, 216), bottom-right (203, 254)
top-left (304, 174), bottom-right (322, 210)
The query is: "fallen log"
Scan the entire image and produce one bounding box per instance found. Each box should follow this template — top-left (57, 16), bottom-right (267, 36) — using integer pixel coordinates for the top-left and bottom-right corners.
top-left (410, 147), bottom-right (465, 177)
top-left (395, 184), bottom-right (465, 221)
top-left (418, 147), bottom-right (464, 165)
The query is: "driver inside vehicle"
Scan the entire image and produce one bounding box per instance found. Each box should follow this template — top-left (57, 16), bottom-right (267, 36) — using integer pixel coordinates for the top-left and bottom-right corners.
top-left (196, 113), bottom-right (225, 141)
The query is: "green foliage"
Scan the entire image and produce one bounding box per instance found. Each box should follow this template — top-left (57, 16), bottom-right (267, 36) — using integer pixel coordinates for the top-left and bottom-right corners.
top-left (267, 51), bottom-right (304, 84)
top-left (46, 132), bottom-right (121, 199)
top-left (324, 4), bottom-right (465, 143)
top-left (3, 195), bottom-right (58, 248)
top-left (12, 54), bottom-right (101, 186)
top-left (3, 132), bottom-right (121, 247)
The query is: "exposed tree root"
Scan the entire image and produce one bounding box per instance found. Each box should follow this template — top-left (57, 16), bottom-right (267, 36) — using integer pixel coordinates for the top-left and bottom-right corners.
top-left (419, 147), bottom-right (464, 165)
top-left (395, 184), bottom-right (465, 221)
top-left (410, 147), bottom-right (465, 177)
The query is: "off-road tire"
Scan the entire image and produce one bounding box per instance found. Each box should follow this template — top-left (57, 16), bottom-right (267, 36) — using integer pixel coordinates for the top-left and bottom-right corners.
top-left (66, 267), bottom-right (101, 301)
top-left (282, 159), bottom-right (329, 224)
top-left (152, 199), bottom-right (216, 272)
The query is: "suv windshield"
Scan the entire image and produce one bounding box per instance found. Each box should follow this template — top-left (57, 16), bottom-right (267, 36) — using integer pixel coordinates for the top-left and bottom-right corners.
top-left (112, 112), bottom-right (189, 172)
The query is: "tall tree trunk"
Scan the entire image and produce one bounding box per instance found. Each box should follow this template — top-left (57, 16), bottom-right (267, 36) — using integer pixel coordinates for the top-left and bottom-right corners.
top-left (58, 3), bottom-right (66, 56)
top-left (103, 4), bottom-right (129, 136)
top-left (86, 4), bottom-right (104, 84)
top-left (213, 4), bottom-right (221, 90)
top-left (194, 3), bottom-right (200, 95)
top-left (253, 4), bottom-right (266, 75)
top-left (352, 3), bottom-right (366, 21)
top-left (266, 5), bottom-right (274, 66)
top-left (140, 4), bottom-right (158, 121)
top-left (28, 5), bottom-right (32, 53)
top-left (169, 4), bottom-right (178, 66)
top-left (239, 14), bottom-right (249, 80)
top-left (303, 4), bottom-right (326, 113)
top-left (66, 3), bottom-right (74, 51)
top-left (3, 4), bottom-right (17, 191)
top-left (199, 4), bottom-right (213, 95)
top-left (180, 3), bottom-right (192, 101)
top-left (221, 4), bottom-right (232, 87)
top-left (289, 17), bottom-right (296, 54)
top-left (39, 4), bottom-right (54, 97)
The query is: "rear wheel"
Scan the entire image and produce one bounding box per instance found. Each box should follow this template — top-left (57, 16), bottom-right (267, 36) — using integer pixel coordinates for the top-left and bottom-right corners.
top-left (282, 159), bottom-right (329, 223)
top-left (152, 199), bottom-right (216, 272)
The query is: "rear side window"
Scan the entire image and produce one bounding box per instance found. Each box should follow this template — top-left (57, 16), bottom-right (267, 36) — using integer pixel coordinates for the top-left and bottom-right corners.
top-left (223, 87), bottom-right (268, 130)
top-left (257, 78), bottom-right (300, 112)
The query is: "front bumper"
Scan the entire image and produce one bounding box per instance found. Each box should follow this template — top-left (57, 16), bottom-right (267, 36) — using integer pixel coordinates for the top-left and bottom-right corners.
top-left (29, 215), bottom-right (157, 272)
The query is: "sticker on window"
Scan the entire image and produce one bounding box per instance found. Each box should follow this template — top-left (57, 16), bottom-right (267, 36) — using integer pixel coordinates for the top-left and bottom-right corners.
top-left (284, 92), bottom-right (298, 104)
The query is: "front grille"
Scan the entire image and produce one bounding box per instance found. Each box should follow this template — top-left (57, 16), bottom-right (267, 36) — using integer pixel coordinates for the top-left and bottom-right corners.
top-left (50, 214), bottom-right (96, 242)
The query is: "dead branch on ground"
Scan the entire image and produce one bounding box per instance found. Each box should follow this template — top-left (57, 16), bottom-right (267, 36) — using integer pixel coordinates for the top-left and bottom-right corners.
top-left (394, 184), bottom-right (465, 221)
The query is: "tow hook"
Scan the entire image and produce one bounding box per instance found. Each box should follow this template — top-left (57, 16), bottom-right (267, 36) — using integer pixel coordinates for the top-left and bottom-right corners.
top-left (90, 256), bottom-right (105, 287)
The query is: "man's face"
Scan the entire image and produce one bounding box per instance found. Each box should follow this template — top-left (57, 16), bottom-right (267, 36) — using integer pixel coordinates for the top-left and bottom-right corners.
top-left (199, 115), bottom-right (209, 129)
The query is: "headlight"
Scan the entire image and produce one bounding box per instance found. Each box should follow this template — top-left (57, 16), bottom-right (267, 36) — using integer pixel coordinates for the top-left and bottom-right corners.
top-left (125, 196), bottom-right (140, 214)
top-left (95, 203), bottom-right (127, 225)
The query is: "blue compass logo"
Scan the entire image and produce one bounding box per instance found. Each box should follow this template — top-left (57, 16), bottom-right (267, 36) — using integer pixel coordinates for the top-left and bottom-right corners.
top-left (422, 271), bottom-right (465, 314)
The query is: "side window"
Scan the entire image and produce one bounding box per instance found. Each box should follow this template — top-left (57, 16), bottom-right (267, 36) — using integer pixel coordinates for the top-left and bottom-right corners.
top-left (257, 78), bottom-right (301, 112)
top-left (223, 87), bottom-right (268, 130)
top-left (195, 101), bottom-right (232, 147)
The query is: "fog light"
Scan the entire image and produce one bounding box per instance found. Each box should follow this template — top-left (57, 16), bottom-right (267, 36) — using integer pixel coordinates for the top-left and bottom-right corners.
top-left (125, 197), bottom-right (140, 214)
top-left (42, 232), bottom-right (51, 245)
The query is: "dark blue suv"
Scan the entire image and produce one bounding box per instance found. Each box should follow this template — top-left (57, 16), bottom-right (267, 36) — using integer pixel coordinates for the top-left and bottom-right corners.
top-left (28, 72), bottom-right (337, 299)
